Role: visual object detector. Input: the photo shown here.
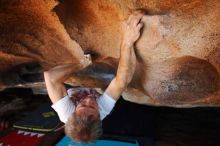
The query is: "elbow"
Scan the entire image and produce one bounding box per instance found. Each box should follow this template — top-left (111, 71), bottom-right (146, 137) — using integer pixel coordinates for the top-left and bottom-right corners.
top-left (44, 71), bottom-right (56, 84)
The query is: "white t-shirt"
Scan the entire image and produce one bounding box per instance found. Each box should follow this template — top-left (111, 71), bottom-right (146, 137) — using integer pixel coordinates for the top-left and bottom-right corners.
top-left (51, 90), bottom-right (116, 123)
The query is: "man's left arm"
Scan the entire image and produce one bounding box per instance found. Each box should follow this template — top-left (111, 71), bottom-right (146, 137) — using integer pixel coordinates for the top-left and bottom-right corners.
top-left (105, 11), bottom-right (144, 101)
top-left (44, 57), bottom-right (91, 104)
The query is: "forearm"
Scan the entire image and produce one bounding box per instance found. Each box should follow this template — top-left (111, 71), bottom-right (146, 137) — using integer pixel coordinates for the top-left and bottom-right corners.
top-left (44, 51), bottom-right (91, 83)
top-left (104, 78), bottom-right (126, 101)
top-left (116, 43), bottom-right (136, 84)
top-left (105, 44), bottom-right (135, 101)
top-left (44, 63), bottom-right (86, 84)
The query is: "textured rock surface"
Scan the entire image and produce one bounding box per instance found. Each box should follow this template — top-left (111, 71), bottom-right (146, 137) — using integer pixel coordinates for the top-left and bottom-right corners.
top-left (0, 0), bottom-right (219, 107)
top-left (0, 0), bottom-right (86, 87)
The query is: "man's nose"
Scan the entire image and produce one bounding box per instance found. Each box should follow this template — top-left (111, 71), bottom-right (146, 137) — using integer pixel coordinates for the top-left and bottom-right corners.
top-left (85, 97), bottom-right (93, 104)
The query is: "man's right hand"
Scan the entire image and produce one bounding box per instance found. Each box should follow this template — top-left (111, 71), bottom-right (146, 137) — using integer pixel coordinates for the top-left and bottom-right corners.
top-left (81, 54), bottom-right (92, 69)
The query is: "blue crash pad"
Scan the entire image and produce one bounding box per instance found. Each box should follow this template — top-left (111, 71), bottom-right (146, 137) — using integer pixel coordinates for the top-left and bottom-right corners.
top-left (56, 136), bottom-right (139, 146)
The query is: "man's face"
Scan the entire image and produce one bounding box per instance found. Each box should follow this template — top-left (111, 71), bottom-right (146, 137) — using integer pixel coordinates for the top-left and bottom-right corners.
top-left (75, 95), bottom-right (99, 119)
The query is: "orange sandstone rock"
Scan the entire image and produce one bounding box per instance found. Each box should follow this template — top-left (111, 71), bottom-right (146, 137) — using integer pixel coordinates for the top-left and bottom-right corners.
top-left (0, 0), bottom-right (219, 107)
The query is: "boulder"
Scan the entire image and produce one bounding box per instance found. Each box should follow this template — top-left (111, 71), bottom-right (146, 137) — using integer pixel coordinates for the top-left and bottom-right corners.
top-left (0, 0), bottom-right (219, 107)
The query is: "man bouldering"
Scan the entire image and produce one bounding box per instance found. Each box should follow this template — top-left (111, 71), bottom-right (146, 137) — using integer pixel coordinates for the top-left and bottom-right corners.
top-left (44, 11), bottom-right (144, 142)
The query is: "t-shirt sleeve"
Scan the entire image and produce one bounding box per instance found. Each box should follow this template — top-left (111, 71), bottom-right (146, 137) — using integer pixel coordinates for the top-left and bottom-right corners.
top-left (51, 95), bottom-right (75, 123)
top-left (97, 93), bottom-right (116, 120)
